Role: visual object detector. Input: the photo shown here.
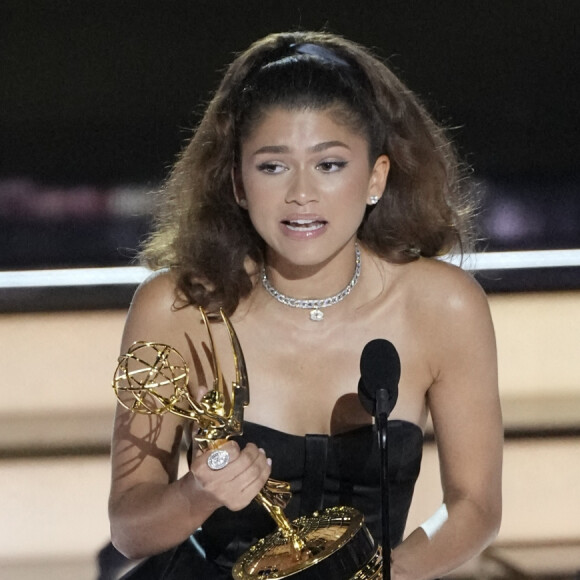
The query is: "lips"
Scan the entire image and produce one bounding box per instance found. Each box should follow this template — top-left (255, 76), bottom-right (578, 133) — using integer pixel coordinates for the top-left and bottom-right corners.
top-left (279, 214), bottom-right (328, 239)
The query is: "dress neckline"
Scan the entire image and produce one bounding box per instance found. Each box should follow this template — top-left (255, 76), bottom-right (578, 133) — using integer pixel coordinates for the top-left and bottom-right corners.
top-left (242, 419), bottom-right (423, 440)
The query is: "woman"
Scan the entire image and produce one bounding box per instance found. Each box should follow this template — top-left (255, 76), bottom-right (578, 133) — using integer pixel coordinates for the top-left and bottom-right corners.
top-left (109, 31), bottom-right (503, 580)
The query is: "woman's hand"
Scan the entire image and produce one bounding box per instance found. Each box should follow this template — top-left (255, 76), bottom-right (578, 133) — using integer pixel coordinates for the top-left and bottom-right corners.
top-left (189, 442), bottom-right (272, 512)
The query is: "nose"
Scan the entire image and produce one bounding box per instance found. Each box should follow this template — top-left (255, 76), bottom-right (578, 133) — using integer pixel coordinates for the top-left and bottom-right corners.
top-left (284, 169), bottom-right (318, 205)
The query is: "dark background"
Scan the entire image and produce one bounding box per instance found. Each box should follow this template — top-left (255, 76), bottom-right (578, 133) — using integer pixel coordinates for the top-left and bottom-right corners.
top-left (1, 0), bottom-right (579, 270)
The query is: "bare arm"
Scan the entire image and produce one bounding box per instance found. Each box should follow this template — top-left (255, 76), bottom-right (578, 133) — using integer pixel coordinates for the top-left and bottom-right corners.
top-left (391, 270), bottom-right (503, 580)
top-left (108, 273), bottom-right (271, 559)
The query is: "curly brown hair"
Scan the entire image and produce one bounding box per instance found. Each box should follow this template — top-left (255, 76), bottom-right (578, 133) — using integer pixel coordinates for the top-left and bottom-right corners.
top-left (140, 31), bottom-right (477, 314)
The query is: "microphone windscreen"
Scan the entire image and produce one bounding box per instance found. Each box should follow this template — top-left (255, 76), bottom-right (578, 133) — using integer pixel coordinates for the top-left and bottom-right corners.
top-left (358, 339), bottom-right (400, 416)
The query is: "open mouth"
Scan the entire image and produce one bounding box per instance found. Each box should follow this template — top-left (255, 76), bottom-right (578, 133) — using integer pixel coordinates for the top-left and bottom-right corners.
top-left (282, 219), bottom-right (327, 232)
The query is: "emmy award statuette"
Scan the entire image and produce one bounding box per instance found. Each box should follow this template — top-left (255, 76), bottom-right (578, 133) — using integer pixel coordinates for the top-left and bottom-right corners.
top-left (113, 307), bottom-right (383, 579)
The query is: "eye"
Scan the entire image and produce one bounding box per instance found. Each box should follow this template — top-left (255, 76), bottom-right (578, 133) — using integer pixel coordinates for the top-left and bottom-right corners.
top-left (257, 162), bottom-right (287, 174)
top-left (317, 160), bottom-right (348, 173)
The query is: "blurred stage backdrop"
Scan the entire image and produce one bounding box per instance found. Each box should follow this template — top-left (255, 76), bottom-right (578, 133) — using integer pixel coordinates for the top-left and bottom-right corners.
top-left (1, 0), bottom-right (579, 276)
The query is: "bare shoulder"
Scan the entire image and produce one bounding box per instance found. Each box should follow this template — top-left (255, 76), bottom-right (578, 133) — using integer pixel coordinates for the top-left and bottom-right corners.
top-left (130, 269), bottom-right (179, 310)
top-left (125, 269), bottom-right (180, 330)
top-left (387, 257), bottom-right (494, 357)
top-left (400, 258), bottom-right (496, 377)
top-left (403, 257), bottom-right (490, 318)
top-left (121, 269), bottom-right (201, 352)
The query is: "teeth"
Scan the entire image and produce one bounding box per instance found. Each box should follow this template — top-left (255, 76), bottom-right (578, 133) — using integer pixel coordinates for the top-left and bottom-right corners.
top-left (286, 221), bottom-right (324, 231)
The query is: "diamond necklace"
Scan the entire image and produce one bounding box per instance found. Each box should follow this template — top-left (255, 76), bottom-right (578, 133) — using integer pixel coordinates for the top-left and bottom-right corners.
top-left (260, 243), bottom-right (361, 322)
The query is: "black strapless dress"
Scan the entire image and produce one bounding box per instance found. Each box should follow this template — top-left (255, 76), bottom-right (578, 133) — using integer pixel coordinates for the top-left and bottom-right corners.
top-left (124, 420), bottom-right (423, 580)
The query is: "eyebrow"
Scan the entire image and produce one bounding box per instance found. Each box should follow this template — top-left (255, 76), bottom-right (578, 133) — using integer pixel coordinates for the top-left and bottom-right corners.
top-left (252, 140), bottom-right (351, 156)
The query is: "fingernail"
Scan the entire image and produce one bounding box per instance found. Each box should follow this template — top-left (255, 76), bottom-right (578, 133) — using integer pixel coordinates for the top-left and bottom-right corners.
top-left (259, 447), bottom-right (266, 454)
top-left (266, 458), bottom-right (272, 466)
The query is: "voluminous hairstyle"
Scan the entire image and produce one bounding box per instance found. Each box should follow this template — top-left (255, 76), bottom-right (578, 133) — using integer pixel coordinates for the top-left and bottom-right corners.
top-left (141, 31), bottom-right (477, 314)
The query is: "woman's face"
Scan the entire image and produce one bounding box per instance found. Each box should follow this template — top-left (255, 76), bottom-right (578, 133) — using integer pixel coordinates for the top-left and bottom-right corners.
top-left (237, 107), bottom-right (389, 269)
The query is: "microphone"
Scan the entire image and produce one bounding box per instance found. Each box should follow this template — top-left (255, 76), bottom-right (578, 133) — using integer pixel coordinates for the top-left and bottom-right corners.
top-left (358, 339), bottom-right (400, 417)
top-left (358, 339), bottom-right (400, 580)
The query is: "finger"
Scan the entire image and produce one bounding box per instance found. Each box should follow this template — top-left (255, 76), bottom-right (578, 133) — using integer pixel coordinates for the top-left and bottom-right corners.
top-left (227, 460), bottom-right (272, 511)
top-left (235, 443), bottom-right (266, 468)
top-left (192, 440), bottom-right (241, 460)
top-left (203, 442), bottom-right (260, 475)
top-left (232, 447), bottom-right (272, 495)
top-left (192, 441), bottom-right (241, 475)
top-left (214, 441), bottom-right (241, 460)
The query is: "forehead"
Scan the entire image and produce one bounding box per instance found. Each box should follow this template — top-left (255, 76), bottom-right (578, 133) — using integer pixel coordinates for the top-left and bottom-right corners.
top-left (240, 106), bottom-right (370, 149)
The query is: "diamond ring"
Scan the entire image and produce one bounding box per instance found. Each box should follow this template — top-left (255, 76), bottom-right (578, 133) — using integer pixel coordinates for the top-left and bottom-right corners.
top-left (207, 449), bottom-right (230, 470)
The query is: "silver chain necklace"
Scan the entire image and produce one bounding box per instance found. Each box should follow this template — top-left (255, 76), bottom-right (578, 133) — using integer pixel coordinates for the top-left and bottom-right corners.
top-left (260, 244), bottom-right (361, 322)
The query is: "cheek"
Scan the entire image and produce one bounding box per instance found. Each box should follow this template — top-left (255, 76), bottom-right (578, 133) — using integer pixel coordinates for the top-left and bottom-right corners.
top-left (333, 173), bottom-right (372, 206)
top-left (240, 169), bottom-right (274, 204)
top-left (336, 177), bottom-right (373, 225)
top-left (243, 185), bottom-right (272, 214)
top-left (244, 198), bottom-right (272, 238)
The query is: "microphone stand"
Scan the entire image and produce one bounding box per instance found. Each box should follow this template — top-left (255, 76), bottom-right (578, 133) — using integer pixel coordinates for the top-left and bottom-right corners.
top-left (375, 389), bottom-right (391, 580)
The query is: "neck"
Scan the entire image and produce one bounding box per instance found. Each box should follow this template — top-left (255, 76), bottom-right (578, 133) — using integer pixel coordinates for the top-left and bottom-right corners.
top-left (263, 241), bottom-right (360, 299)
top-left (260, 242), bottom-right (362, 322)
